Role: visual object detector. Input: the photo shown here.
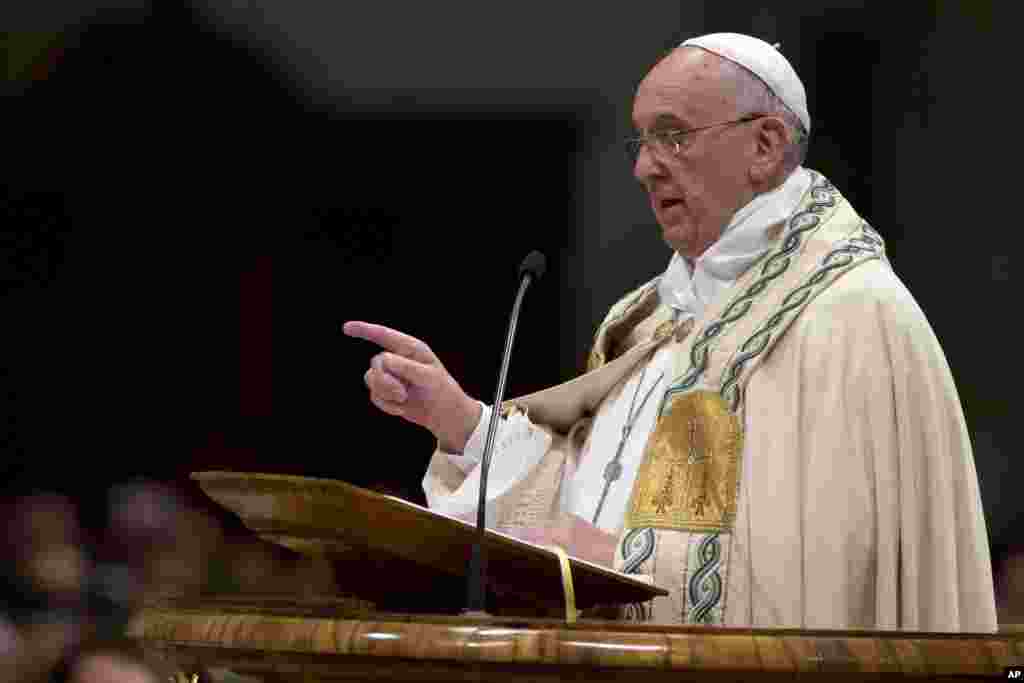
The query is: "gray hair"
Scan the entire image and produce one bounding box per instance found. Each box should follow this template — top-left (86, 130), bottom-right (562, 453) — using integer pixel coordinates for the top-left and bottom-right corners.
top-left (713, 54), bottom-right (810, 173)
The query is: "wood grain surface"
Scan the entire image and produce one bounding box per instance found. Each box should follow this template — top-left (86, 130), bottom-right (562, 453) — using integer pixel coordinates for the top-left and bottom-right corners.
top-left (127, 600), bottom-right (1023, 681)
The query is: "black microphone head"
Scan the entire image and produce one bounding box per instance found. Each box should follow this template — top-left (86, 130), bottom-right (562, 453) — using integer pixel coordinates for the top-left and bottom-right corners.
top-left (518, 250), bottom-right (546, 281)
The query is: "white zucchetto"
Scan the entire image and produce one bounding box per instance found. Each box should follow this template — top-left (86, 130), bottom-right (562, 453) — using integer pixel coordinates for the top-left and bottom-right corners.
top-left (680, 32), bottom-right (811, 134)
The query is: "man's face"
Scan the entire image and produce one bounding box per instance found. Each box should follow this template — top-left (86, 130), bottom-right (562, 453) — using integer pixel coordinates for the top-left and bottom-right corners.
top-left (632, 48), bottom-right (757, 259)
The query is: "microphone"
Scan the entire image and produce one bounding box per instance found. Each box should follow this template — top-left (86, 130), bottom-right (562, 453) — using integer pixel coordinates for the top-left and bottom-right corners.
top-left (464, 250), bottom-right (546, 616)
top-left (518, 249), bottom-right (547, 282)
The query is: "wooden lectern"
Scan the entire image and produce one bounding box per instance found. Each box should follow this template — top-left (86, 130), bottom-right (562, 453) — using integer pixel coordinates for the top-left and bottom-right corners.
top-left (125, 473), bottom-right (1022, 680)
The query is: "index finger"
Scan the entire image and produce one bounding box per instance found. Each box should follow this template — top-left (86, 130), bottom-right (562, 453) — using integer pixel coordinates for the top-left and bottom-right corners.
top-left (342, 321), bottom-right (436, 363)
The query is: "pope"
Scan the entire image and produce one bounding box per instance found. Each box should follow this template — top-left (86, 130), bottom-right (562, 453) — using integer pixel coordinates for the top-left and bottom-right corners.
top-left (344, 33), bottom-right (997, 631)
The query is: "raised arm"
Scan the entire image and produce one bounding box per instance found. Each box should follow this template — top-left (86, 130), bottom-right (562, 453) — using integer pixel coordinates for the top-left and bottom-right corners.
top-left (343, 321), bottom-right (482, 453)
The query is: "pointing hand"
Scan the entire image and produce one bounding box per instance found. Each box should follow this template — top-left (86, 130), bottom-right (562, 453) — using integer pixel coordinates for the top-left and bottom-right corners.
top-left (343, 321), bottom-right (481, 453)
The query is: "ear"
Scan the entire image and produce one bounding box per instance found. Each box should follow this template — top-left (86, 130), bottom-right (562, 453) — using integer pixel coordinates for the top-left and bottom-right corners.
top-left (748, 116), bottom-right (788, 184)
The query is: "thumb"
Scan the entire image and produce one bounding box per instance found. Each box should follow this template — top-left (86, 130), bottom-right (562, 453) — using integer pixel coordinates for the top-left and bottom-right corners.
top-left (381, 352), bottom-right (435, 387)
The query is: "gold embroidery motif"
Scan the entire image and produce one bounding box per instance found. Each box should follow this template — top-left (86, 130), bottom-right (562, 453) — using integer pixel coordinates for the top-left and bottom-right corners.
top-left (501, 403), bottom-right (526, 419)
top-left (625, 390), bottom-right (743, 532)
top-left (653, 319), bottom-right (675, 341)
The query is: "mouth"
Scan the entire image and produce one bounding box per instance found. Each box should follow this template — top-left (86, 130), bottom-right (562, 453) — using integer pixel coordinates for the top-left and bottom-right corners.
top-left (654, 195), bottom-right (686, 216)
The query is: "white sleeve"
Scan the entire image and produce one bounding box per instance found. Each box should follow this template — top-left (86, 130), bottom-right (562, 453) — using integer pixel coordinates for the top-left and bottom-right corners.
top-left (424, 402), bottom-right (554, 526)
top-left (440, 401), bottom-right (493, 474)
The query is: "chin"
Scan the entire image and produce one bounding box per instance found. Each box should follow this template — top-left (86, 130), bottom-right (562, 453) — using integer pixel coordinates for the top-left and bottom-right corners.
top-left (661, 227), bottom-right (698, 258)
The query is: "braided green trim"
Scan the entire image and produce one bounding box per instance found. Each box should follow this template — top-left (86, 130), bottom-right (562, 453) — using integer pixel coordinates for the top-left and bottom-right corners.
top-left (661, 174), bottom-right (838, 409)
top-left (719, 222), bottom-right (885, 411)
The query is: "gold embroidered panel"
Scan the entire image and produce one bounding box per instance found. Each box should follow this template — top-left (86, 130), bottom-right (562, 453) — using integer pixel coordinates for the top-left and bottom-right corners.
top-left (624, 390), bottom-right (743, 532)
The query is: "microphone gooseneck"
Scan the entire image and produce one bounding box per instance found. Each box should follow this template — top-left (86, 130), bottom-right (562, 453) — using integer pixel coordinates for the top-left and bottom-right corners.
top-left (464, 251), bottom-right (546, 616)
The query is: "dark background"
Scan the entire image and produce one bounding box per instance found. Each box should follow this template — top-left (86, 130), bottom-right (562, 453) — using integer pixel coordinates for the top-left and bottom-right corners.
top-left (2, 1), bottom-right (1014, 605)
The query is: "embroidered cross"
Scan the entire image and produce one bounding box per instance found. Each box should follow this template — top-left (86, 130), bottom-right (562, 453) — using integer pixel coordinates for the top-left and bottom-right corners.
top-left (686, 417), bottom-right (712, 516)
top-left (686, 417), bottom-right (708, 464)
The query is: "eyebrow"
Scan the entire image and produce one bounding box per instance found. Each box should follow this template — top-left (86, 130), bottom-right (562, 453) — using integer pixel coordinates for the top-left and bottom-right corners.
top-left (635, 113), bottom-right (692, 133)
top-left (654, 113), bottom-right (687, 127)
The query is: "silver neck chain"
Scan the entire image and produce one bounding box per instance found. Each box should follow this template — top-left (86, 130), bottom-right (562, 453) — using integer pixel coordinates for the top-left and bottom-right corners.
top-left (591, 352), bottom-right (665, 526)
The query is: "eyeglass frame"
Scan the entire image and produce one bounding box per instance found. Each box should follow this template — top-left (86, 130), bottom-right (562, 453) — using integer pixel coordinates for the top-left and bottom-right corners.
top-left (625, 114), bottom-right (768, 162)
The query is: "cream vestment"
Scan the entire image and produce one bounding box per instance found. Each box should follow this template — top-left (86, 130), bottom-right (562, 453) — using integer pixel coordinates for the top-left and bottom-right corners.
top-left (423, 171), bottom-right (997, 632)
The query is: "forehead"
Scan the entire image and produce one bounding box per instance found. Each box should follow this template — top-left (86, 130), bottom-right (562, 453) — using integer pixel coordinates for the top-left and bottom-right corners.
top-left (632, 47), bottom-right (739, 129)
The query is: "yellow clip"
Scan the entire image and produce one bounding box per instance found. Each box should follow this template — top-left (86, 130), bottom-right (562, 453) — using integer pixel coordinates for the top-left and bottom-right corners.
top-left (547, 545), bottom-right (578, 623)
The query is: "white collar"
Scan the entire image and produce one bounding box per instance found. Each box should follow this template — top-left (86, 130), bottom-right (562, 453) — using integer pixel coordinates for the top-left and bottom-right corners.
top-left (657, 167), bottom-right (813, 321)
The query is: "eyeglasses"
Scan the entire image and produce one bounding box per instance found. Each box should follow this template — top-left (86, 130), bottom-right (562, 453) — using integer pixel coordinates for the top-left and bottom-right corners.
top-left (625, 114), bottom-right (766, 163)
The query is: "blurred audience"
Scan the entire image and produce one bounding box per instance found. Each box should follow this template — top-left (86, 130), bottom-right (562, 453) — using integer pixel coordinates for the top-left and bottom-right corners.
top-left (0, 478), bottom-right (333, 681)
top-left (68, 653), bottom-right (158, 683)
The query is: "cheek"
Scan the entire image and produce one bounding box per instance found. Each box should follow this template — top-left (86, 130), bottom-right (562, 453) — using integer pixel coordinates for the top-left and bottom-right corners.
top-left (663, 156), bottom-right (734, 225)
top-left (664, 163), bottom-right (702, 204)
top-left (685, 167), bottom-right (739, 216)
top-left (667, 155), bottom-right (713, 199)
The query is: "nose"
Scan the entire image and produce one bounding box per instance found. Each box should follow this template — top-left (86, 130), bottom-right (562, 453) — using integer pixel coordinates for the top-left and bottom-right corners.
top-left (633, 143), bottom-right (666, 185)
